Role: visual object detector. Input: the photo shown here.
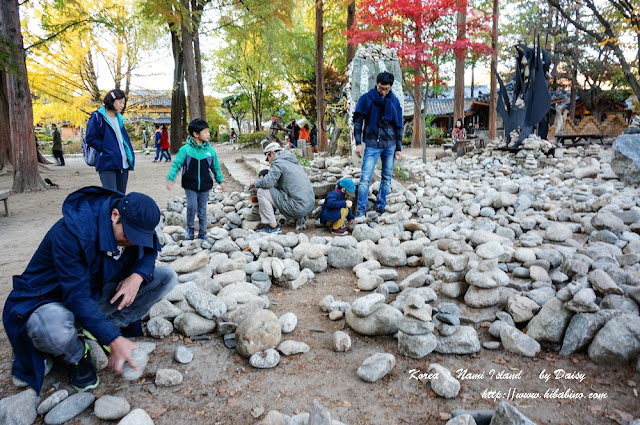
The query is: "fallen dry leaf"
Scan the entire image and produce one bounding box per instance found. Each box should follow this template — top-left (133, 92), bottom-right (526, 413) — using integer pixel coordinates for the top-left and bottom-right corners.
top-left (613, 409), bottom-right (633, 423)
top-left (148, 407), bottom-right (167, 419)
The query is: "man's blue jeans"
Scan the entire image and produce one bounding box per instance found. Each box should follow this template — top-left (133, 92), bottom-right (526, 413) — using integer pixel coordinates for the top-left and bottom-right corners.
top-left (26, 266), bottom-right (177, 363)
top-left (356, 144), bottom-right (395, 215)
top-left (185, 189), bottom-right (209, 236)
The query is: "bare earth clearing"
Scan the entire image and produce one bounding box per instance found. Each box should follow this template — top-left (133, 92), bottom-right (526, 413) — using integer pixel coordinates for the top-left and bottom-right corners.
top-left (0, 145), bottom-right (638, 424)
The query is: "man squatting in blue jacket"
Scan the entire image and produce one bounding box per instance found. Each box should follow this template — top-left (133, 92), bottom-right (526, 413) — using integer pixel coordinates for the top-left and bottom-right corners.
top-left (3, 187), bottom-right (177, 393)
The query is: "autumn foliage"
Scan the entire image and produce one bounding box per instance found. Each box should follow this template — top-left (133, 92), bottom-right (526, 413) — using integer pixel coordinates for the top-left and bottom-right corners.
top-left (346, 0), bottom-right (492, 84)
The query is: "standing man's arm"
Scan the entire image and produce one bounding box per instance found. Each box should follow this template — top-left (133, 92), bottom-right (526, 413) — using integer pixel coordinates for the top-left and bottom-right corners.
top-left (353, 113), bottom-right (365, 158)
top-left (395, 125), bottom-right (403, 160)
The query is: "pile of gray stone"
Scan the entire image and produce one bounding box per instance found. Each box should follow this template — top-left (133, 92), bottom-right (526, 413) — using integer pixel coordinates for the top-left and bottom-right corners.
top-left (150, 132), bottom-right (640, 369)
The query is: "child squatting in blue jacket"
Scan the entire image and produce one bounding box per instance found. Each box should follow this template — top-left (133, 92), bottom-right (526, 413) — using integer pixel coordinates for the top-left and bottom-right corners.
top-left (319, 178), bottom-right (356, 235)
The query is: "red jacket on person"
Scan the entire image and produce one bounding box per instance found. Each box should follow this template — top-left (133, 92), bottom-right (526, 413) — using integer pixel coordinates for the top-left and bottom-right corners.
top-left (160, 129), bottom-right (170, 149)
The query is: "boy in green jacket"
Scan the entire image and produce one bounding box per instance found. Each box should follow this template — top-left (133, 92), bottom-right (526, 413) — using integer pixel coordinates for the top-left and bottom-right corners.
top-left (166, 119), bottom-right (225, 240)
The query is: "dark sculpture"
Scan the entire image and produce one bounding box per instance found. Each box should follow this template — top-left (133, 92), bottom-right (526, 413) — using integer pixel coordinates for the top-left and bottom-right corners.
top-left (496, 38), bottom-right (553, 149)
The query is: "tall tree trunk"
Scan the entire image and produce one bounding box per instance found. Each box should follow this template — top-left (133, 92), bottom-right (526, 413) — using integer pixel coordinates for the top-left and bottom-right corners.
top-left (192, 0), bottom-right (206, 117)
top-left (181, 0), bottom-right (201, 120)
top-left (454, 7), bottom-right (467, 125)
top-left (412, 66), bottom-right (424, 149)
top-left (84, 52), bottom-right (102, 103)
top-left (0, 0), bottom-right (45, 192)
top-left (569, 65), bottom-right (577, 121)
top-left (170, 30), bottom-right (187, 152)
top-left (114, 34), bottom-right (124, 90)
top-left (316, 0), bottom-right (327, 151)
top-left (255, 82), bottom-right (263, 131)
top-left (0, 72), bottom-right (12, 170)
top-left (346, 2), bottom-right (356, 66)
top-left (471, 63), bottom-right (475, 98)
top-left (488, 0), bottom-right (499, 139)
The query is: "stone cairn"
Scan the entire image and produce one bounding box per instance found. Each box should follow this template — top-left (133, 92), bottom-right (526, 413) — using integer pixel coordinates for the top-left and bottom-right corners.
top-left (464, 240), bottom-right (509, 308)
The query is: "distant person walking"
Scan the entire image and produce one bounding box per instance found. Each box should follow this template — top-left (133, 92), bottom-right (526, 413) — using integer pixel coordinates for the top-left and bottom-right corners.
top-left (51, 124), bottom-right (65, 166)
top-left (85, 89), bottom-right (135, 193)
top-left (152, 124), bottom-right (162, 162)
top-left (298, 124), bottom-right (310, 147)
top-left (159, 125), bottom-right (171, 162)
top-left (142, 127), bottom-right (150, 149)
top-left (310, 123), bottom-right (318, 153)
top-left (287, 119), bottom-right (300, 148)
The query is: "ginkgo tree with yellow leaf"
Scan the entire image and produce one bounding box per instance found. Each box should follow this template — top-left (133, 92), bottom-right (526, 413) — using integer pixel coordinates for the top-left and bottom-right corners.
top-left (24, 0), bottom-right (162, 127)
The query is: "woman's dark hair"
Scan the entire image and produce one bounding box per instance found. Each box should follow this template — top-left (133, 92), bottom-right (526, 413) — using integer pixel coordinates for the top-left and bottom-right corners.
top-left (304, 123), bottom-right (309, 130)
top-left (162, 124), bottom-right (167, 130)
top-left (188, 118), bottom-right (209, 137)
top-left (103, 89), bottom-right (126, 111)
top-left (377, 71), bottom-right (394, 86)
top-left (456, 118), bottom-right (463, 127)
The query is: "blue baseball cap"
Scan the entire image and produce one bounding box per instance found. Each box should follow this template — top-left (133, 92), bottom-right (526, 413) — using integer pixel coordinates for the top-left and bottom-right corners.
top-left (338, 178), bottom-right (355, 196)
top-left (118, 192), bottom-right (161, 248)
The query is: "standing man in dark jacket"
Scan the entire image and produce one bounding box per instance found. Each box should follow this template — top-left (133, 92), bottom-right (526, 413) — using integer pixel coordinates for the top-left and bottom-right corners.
top-left (250, 142), bottom-right (315, 233)
top-left (353, 72), bottom-right (403, 221)
top-left (51, 124), bottom-right (65, 166)
top-left (286, 119), bottom-right (301, 148)
top-left (3, 187), bottom-right (177, 393)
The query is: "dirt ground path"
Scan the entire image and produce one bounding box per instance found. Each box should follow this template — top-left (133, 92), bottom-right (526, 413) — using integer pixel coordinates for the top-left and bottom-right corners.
top-left (0, 146), bottom-right (637, 424)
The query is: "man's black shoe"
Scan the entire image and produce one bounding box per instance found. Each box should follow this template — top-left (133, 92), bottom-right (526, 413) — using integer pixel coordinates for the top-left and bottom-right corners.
top-left (70, 342), bottom-right (99, 391)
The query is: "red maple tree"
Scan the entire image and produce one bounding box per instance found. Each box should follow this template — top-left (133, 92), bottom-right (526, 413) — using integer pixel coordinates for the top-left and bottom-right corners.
top-left (347, 0), bottom-right (492, 155)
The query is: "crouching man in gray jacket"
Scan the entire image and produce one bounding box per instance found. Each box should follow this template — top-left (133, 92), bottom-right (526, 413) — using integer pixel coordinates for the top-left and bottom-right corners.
top-left (250, 142), bottom-right (314, 233)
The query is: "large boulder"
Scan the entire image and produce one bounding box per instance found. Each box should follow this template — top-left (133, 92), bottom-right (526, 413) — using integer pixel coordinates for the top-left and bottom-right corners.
top-left (376, 245), bottom-right (407, 267)
top-left (560, 309), bottom-right (621, 355)
top-left (435, 326), bottom-right (481, 354)
top-left (327, 246), bottom-right (363, 269)
top-left (526, 297), bottom-right (573, 343)
top-left (0, 389), bottom-right (39, 425)
top-left (500, 326), bottom-right (541, 357)
top-left (489, 402), bottom-right (537, 425)
top-left (235, 310), bottom-right (282, 358)
top-left (345, 304), bottom-right (402, 336)
top-left (588, 314), bottom-right (640, 364)
top-left (611, 133), bottom-right (640, 185)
